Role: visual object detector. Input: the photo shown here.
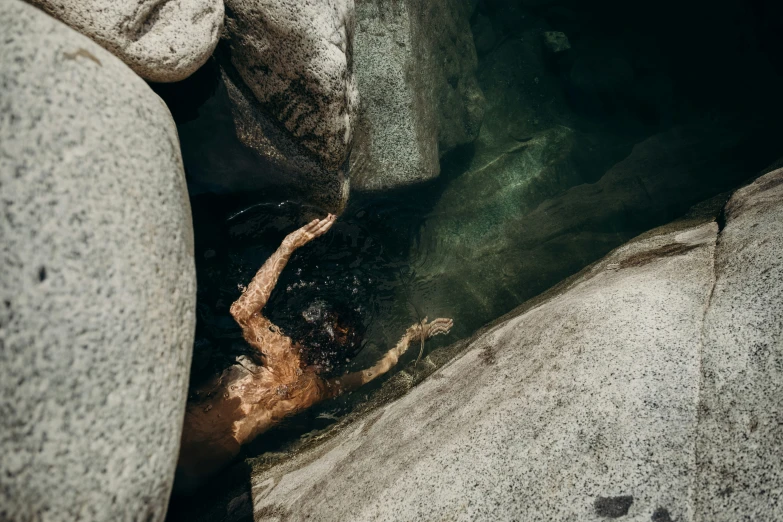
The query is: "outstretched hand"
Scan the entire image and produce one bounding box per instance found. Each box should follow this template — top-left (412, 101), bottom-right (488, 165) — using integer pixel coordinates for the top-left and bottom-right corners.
top-left (407, 317), bottom-right (454, 342)
top-left (284, 214), bottom-right (336, 250)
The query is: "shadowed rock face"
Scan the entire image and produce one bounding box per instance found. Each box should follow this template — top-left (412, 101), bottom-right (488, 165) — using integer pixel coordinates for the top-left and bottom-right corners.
top-left (219, 64), bottom-right (352, 214)
top-left (220, 0), bottom-right (358, 173)
top-left (178, 0), bottom-right (359, 214)
top-left (243, 168), bottom-right (783, 521)
top-left (26, 0), bottom-right (223, 82)
top-left (150, 59), bottom-right (351, 215)
top-left (0, 2), bottom-right (196, 520)
top-left (349, 0), bottom-right (485, 191)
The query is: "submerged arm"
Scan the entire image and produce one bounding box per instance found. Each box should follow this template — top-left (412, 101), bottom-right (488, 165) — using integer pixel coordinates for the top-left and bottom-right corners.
top-left (326, 318), bottom-right (453, 397)
top-left (230, 214), bottom-right (336, 326)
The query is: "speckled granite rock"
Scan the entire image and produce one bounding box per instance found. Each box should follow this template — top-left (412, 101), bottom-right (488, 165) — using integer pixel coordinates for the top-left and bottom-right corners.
top-left (349, 0), bottom-right (485, 191)
top-left (219, 66), bottom-right (351, 214)
top-left (247, 170), bottom-right (782, 521)
top-left (151, 58), bottom-right (350, 215)
top-left (695, 167), bottom-right (783, 520)
top-left (25, 0), bottom-right (223, 82)
top-left (220, 0), bottom-right (358, 173)
top-left (0, 2), bottom-right (196, 520)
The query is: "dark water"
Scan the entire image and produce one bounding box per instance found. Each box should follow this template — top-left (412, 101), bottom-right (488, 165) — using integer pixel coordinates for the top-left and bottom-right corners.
top-left (151, 58), bottom-right (462, 394)
top-left (159, 0), bottom-right (783, 516)
top-left (187, 181), bottom-right (456, 391)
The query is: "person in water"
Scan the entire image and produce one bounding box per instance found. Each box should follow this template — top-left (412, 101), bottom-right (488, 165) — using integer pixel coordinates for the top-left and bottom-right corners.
top-left (176, 214), bottom-right (453, 488)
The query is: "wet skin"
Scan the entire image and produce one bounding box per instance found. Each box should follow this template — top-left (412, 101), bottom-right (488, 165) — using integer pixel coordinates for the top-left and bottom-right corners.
top-left (176, 215), bottom-right (453, 488)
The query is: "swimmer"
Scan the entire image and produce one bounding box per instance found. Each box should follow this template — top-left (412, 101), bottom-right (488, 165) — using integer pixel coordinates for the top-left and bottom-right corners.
top-left (175, 214), bottom-right (453, 489)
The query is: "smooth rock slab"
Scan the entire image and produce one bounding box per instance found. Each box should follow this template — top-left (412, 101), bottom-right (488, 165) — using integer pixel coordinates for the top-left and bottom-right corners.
top-left (0, 2), bottom-right (196, 520)
top-left (248, 170), bottom-right (783, 520)
top-left (26, 0), bottom-right (223, 82)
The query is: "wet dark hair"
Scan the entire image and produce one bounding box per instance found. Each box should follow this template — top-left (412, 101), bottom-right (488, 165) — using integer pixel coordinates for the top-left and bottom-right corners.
top-left (188, 298), bottom-right (366, 392)
top-left (287, 300), bottom-right (365, 378)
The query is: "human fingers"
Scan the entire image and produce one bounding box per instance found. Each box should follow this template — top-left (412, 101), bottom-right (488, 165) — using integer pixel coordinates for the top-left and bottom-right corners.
top-left (431, 321), bottom-right (452, 332)
top-left (432, 317), bottom-right (452, 323)
top-left (312, 214), bottom-right (335, 237)
top-left (428, 327), bottom-right (447, 338)
top-left (427, 325), bottom-right (450, 337)
top-left (427, 318), bottom-right (453, 337)
top-left (297, 219), bottom-right (321, 237)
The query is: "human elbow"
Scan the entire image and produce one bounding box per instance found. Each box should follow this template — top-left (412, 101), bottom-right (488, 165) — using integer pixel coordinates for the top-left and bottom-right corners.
top-left (229, 301), bottom-right (248, 325)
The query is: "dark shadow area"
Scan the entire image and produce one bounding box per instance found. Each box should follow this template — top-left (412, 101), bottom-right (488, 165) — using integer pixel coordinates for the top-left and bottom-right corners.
top-left (183, 165), bottom-right (468, 393)
top-left (474, 0), bottom-right (783, 130)
top-left (167, 460), bottom-right (254, 522)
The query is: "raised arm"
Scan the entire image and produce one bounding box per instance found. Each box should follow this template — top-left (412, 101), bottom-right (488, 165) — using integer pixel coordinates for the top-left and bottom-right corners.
top-left (230, 214), bottom-right (336, 327)
top-left (326, 318), bottom-right (453, 397)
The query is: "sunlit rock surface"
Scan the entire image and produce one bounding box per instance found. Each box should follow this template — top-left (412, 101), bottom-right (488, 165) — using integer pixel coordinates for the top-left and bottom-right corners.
top-left (0, 2), bottom-right (196, 520)
top-left (26, 0), bottom-right (223, 82)
top-left (247, 168), bottom-right (783, 521)
top-left (467, 23), bottom-right (582, 171)
top-left (695, 168), bottom-right (783, 520)
top-left (350, 0), bottom-right (485, 190)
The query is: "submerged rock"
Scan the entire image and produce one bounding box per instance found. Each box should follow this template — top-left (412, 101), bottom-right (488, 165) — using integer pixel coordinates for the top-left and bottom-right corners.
top-left (349, 0), bottom-right (485, 191)
top-left (542, 31), bottom-right (570, 53)
top-left (247, 168), bottom-right (783, 521)
top-left (26, 0), bottom-right (223, 82)
top-left (413, 124), bottom-right (782, 337)
top-left (387, 19), bottom-right (623, 338)
top-left (413, 1), bottom-right (783, 340)
top-left (0, 2), bottom-right (196, 520)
